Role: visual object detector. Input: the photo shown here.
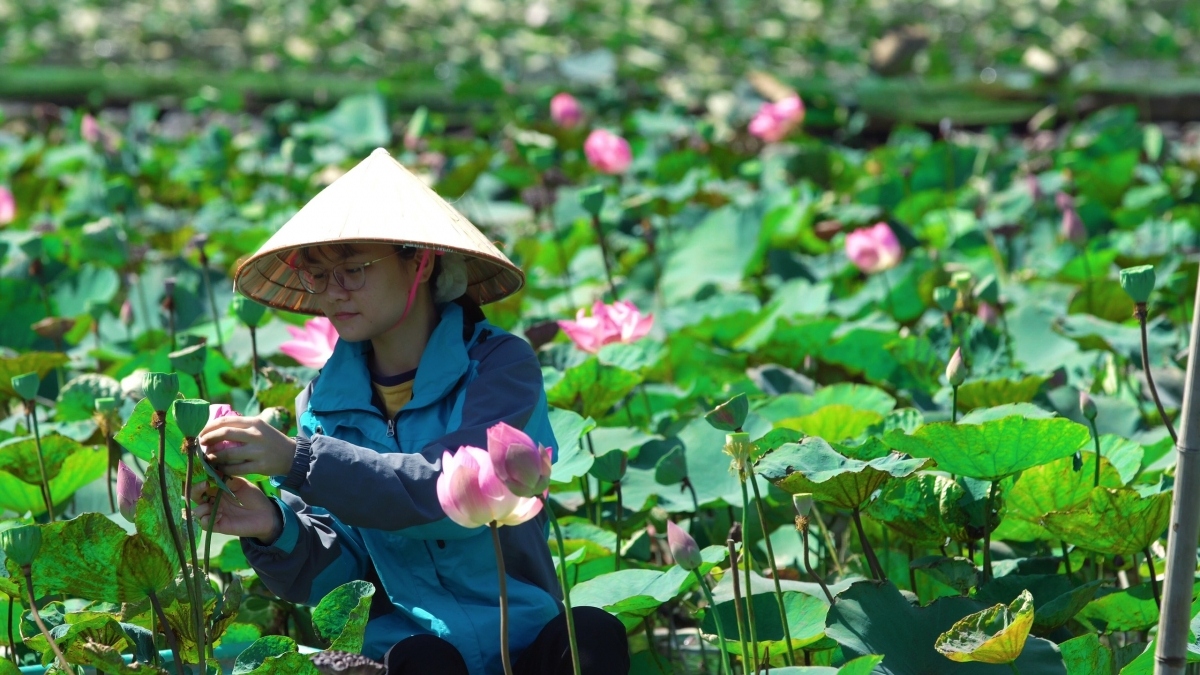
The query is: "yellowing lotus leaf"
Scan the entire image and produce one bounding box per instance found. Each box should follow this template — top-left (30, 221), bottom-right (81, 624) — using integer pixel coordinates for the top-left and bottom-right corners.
top-left (935, 590), bottom-right (1034, 665)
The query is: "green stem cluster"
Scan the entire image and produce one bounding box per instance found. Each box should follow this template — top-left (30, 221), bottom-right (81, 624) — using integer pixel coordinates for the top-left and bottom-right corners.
top-left (542, 498), bottom-right (582, 675)
top-left (726, 538), bottom-right (751, 674)
top-left (748, 472), bottom-right (796, 666)
top-left (23, 568), bottom-right (71, 672)
top-left (693, 570), bottom-right (732, 675)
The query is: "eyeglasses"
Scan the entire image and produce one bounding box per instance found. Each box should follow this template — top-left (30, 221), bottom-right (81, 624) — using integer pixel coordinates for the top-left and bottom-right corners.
top-left (294, 250), bottom-right (403, 294)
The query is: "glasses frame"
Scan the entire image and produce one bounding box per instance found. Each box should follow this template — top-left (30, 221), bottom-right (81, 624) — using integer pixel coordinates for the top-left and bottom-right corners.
top-left (293, 249), bottom-right (404, 294)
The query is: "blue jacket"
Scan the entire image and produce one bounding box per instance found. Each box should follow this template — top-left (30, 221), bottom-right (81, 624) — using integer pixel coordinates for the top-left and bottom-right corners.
top-left (242, 301), bottom-right (562, 674)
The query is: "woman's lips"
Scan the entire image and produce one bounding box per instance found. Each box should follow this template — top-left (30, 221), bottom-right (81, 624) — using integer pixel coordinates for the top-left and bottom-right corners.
top-left (334, 312), bottom-right (358, 320)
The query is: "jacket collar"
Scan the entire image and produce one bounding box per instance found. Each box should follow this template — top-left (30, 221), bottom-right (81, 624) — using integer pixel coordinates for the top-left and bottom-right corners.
top-left (309, 302), bottom-right (470, 415)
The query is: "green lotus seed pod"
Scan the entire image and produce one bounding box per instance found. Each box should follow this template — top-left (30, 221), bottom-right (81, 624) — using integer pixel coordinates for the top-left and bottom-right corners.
top-left (974, 275), bottom-right (1000, 305)
top-left (232, 296), bottom-right (268, 329)
top-left (168, 342), bottom-right (208, 376)
top-left (950, 271), bottom-right (974, 292)
top-left (577, 185), bottom-right (606, 216)
top-left (173, 399), bottom-right (211, 438)
top-left (142, 372), bottom-right (179, 412)
top-left (11, 372), bottom-right (39, 401)
top-left (933, 286), bottom-right (958, 313)
top-left (705, 393), bottom-right (749, 432)
top-left (724, 432), bottom-right (753, 466)
top-left (0, 525), bottom-right (41, 567)
top-left (793, 493), bottom-right (814, 518)
top-left (95, 397), bottom-right (120, 413)
top-left (1119, 265), bottom-right (1156, 304)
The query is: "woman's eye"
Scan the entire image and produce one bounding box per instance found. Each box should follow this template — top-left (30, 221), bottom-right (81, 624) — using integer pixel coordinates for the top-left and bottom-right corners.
top-left (343, 266), bottom-right (364, 275)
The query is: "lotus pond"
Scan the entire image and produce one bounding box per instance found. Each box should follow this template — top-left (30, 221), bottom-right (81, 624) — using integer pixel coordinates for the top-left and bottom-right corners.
top-left (0, 57), bottom-right (1196, 675)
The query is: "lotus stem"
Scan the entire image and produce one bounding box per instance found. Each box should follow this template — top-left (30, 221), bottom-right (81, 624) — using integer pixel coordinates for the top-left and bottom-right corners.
top-left (748, 471), bottom-right (795, 665)
top-left (952, 386), bottom-right (959, 424)
top-left (693, 570), bottom-right (732, 675)
top-left (193, 373), bottom-right (209, 403)
top-left (199, 254), bottom-right (224, 351)
top-left (148, 590), bottom-right (185, 675)
top-left (1145, 546), bottom-right (1161, 610)
top-left (983, 481), bottom-right (997, 583)
top-left (726, 539), bottom-right (751, 674)
top-left (1088, 419), bottom-right (1102, 488)
top-left (1081, 249), bottom-right (1095, 316)
top-left (851, 508), bottom-right (886, 582)
top-left (23, 568), bottom-right (70, 672)
top-left (182, 439), bottom-right (207, 675)
top-left (1062, 541), bottom-right (1072, 579)
top-left (1137, 304), bottom-right (1178, 442)
top-left (249, 326), bottom-right (260, 391)
top-left (738, 474), bottom-right (760, 668)
top-left (541, 497), bottom-right (582, 675)
top-left (614, 481), bottom-right (623, 571)
top-left (798, 519), bottom-right (835, 604)
top-left (1009, 662), bottom-right (1020, 675)
top-left (879, 270), bottom-right (895, 317)
top-left (25, 406), bottom-right (55, 521)
top-left (153, 413), bottom-right (192, 643)
top-left (8, 597), bottom-right (17, 666)
top-left (203, 490), bottom-right (223, 578)
top-left (489, 522), bottom-right (515, 675)
top-left (589, 213), bottom-right (620, 301)
top-left (810, 505), bottom-right (843, 576)
top-left (908, 543), bottom-right (918, 593)
top-left (578, 476), bottom-right (594, 526)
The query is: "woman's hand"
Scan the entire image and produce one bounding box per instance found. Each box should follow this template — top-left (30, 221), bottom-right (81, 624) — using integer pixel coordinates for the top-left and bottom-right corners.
top-left (191, 476), bottom-right (281, 542)
top-left (199, 413), bottom-right (297, 477)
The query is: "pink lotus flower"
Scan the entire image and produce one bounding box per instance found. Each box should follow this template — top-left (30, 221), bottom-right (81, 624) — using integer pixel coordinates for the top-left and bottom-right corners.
top-left (550, 93), bottom-right (583, 128)
top-left (81, 114), bottom-right (100, 144)
top-left (1061, 204), bottom-right (1086, 246)
top-left (203, 404), bottom-right (244, 453)
top-left (557, 300), bottom-right (654, 354)
top-left (0, 186), bottom-right (15, 225)
top-left (584, 129), bottom-right (632, 174)
top-left (666, 520), bottom-right (702, 571)
top-left (487, 422), bottom-right (552, 498)
top-left (845, 222), bottom-right (903, 274)
top-left (437, 446), bottom-right (542, 528)
top-left (280, 316), bottom-right (339, 369)
top-left (748, 95), bottom-right (805, 143)
top-left (119, 299), bottom-right (134, 327)
top-left (976, 302), bottom-right (1000, 325)
top-left (116, 461), bottom-right (143, 521)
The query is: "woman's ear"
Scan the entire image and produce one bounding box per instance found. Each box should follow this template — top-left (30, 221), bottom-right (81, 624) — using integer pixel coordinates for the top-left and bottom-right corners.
top-left (410, 250), bottom-right (435, 283)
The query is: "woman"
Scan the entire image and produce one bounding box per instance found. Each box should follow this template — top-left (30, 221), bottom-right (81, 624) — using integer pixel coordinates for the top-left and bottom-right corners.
top-left (190, 148), bottom-right (629, 675)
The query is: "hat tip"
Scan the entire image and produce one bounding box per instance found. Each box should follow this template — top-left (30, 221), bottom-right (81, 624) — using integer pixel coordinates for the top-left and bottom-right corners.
top-left (370, 147), bottom-right (391, 157)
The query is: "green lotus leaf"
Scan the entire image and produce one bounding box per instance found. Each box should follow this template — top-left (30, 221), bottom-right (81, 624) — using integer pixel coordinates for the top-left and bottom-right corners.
top-left (754, 384), bottom-right (897, 421)
top-left (256, 383), bottom-right (303, 412)
top-left (954, 375), bottom-right (1049, 412)
top-left (597, 340), bottom-right (666, 374)
top-left (1074, 580), bottom-right (1181, 633)
top-left (700, 589), bottom-right (830, 656)
top-left (956, 404), bottom-right (1055, 425)
top-left (159, 573), bottom-right (221, 661)
top-left (756, 437), bottom-right (929, 511)
top-left (1118, 637), bottom-right (1200, 675)
top-left (544, 358), bottom-right (643, 420)
top-left (312, 580), bottom-right (375, 653)
top-left (1095, 435), bottom-right (1145, 485)
top-left (935, 590), bottom-right (1034, 664)
top-left (232, 635), bottom-right (299, 675)
top-left (0, 353), bottom-right (67, 401)
top-left (869, 474), bottom-right (971, 546)
top-left (1058, 634), bottom-right (1114, 675)
top-left (547, 407), bottom-right (596, 483)
top-left (910, 556), bottom-right (977, 597)
top-left (232, 296), bottom-right (268, 329)
top-left (24, 614), bottom-right (130, 668)
top-left (885, 416), bottom-right (1092, 481)
top-left (14, 514), bottom-right (126, 601)
top-left (570, 566), bottom-right (691, 629)
top-left (760, 655), bottom-right (884, 675)
top-left (826, 581), bottom-right (1067, 674)
top-left (115, 534), bottom-right (175, 602)
top-left (114, 398), bottom-right (188, 471)
top-left (973, 575), bottom-right (1103, 634)
top-left (55, 373), bottom-right (122, 422)
top-left (0, 434), bottom-right (84, 483)
top-left (73, 640), bottom-right (153, 675)
top-left (777, 405), bottom-right (885, 443)
top-left (998, 454), bottom-right (1124, 542)
top-left (865, 408), bottom-right (925, 437)
top-left (588, 449), bottom-right (627, 483)
top-left (134, 456), bottom-right (187, 572)
top-left (0, 445), bottom-right (106, 517)
top-left (1041, 488), bottom-right (1171, 556)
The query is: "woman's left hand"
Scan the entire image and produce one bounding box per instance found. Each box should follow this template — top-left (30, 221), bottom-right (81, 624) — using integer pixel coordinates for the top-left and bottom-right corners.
top-left (199, 413), bottom-right (297, 477)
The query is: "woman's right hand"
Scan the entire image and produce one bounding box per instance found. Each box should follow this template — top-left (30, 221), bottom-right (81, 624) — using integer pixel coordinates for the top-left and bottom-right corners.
top-left (190, 476), bottom-right (282, 543)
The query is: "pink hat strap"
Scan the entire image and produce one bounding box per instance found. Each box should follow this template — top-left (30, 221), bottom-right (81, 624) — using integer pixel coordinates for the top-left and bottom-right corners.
top-left (390, 249), bottom-right (434, 329)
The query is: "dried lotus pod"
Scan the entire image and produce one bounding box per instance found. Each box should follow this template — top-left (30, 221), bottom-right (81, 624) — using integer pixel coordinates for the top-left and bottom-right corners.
top-left (309, 651), bottom-right (385, 675)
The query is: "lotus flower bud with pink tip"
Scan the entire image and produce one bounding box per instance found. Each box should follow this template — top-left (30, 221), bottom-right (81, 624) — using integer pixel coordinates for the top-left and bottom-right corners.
top-left (82, 114), bottom-right (100, 144)
top-left (666, 520), bottom-right (702, 571)
top-left (117, 461), bottom-right (143, 521)
top-left (976, 302), bottom-right (999, 325)
top-left (1061, 206), bottom-right (1086, 246)
top-left (280, 316), bottom-right (339, 369)
top-left (550, 93), bottom-right (583, 128)
top-left (845, 222), bottom-right (903, 274)
top-left (486, 422), bottom-right (552, 498)
top-left (947, 347), bottom-right (967, 387)
top-left (437, 446), bottom-right (542, 529)
top-left (583, 129), bottom-right (632, 175)
top-left (0, 186), bottom-right (15, 225)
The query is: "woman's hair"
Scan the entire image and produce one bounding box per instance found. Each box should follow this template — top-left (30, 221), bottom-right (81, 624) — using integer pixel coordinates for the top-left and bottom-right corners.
top-left (296, 243), bottom-right (466, 304)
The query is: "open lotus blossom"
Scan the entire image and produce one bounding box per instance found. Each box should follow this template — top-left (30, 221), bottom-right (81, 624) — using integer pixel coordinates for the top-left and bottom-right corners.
top-left (845, 222), bottom-right (903, 274)
top-left (0, 186), bottom-right (14, 225)
top-left (748, 95), bottom-right (805, 143)
top-left (583, 129), bottom-right (632, 174)
top-left (558, 300), bottom-right (654, 354)
top-left (81, 114), bottom-right (100, 144)
top-left (203, 404), bottom-right (244, 453)
top-left (438, 446), bottom-right (543, 528)
top-left (280, 316), bottom-right (339, 369)
top-left (487, 422), bottom-right (552, 498)
top-left (666, 520), bottom-right (702, 571)
top-left (116, 461), bottom-right (143, 521)
top-left (550, 93), bottom-right (583, 128)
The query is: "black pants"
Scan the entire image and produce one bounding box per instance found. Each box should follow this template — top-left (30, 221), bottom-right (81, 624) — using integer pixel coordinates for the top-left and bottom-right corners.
top-left (382, 606), bottom-right (629, 675)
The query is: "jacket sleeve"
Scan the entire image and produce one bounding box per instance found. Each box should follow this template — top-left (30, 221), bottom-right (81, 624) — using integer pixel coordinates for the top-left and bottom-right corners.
top-left (281, 334), bottom-right (549, 536)
top-left (240, 491), bottom-right (370, 606)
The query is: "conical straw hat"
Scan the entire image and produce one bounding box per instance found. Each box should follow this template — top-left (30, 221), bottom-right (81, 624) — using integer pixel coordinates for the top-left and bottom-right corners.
top-left (234, 147), bottom-right (524, 315)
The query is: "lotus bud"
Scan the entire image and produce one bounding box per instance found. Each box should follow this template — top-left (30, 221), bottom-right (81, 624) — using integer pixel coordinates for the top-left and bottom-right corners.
top-left (116, 461), bottom-right (143, 521)
top-left (487, 421), bottom-right (553, 498)
top-left (120, 299), bottom-right (134, 327)
top-left (666, 520), bottom-right (703, 571)
top-left (950, 271), bottom-right (973, 293)
top-left (933, 286), bottom-right (958, 313)
top-left (11, 372), bottom-right (40, 401)
top-left (1119, 265), bottom-right (1156, 305)
top-left (231, 296), bottom-right (268, 329)
top-left (706, 393), bottom-right (749, 432)
top-left (1080, 390), bottom-right (1097, 421)
top-left (947, 348), bottom-right (966, 387)
top-left (577, 185), bottom-right (606, 217)
top-left (142, 372), bottom-right (179, 412)
top-left (173, 399), bottom-right (211, 438)
top-left (724, 432), bottom-right (753, 470)
top-left (0, 525), bottom-right (41, 567)
top-left (168, 342), bottom-right (207, 376)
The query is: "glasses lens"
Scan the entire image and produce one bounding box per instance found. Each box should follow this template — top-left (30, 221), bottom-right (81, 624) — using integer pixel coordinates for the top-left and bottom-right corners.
top-left (297, 267), bottom-right (327, 294)
top-left (335, 263), bottom-right (368, 291)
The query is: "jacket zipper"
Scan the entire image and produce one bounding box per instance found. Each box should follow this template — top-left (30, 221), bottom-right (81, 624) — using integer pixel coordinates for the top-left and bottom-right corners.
top-left (386, 418), bottom-right (395, 437)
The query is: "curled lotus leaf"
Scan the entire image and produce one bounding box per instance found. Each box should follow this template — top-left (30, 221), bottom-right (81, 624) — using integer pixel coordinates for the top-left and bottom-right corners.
top-left (1041, 487), bottom-right (1171, 556)
top-left (935, 590), bottom-right (1035, 665)
top-left (974, 574), bottom-right (1104, 635)
top-left (885, 416), bottom-right (1091, 482)
top-left (755, 437), bottom-right (929, 511)
top-left (869, 474), bottom-right (972, 546)
top-left (312, 581), bottom-right (376, 653)
top-left (998, 454), bottom-right (1123, 542)
top-left (705, 393), bottom-right (749, 432)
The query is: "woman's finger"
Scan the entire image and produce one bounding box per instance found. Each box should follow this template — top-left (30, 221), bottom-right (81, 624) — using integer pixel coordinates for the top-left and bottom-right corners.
top-left (200, 426), bottom-right (260, 448)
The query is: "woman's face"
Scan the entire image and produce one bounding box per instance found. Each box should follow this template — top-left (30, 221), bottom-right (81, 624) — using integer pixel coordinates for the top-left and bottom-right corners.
top-left (300, 243), bottom-right (424, 342)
